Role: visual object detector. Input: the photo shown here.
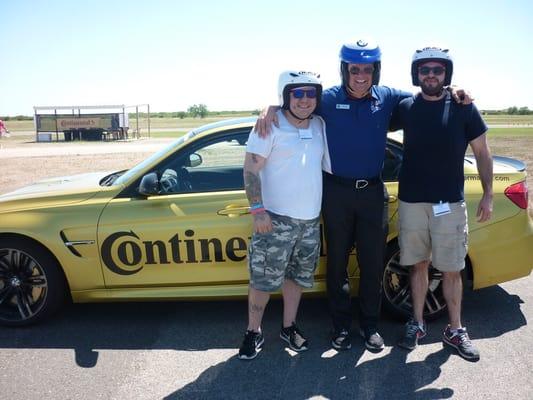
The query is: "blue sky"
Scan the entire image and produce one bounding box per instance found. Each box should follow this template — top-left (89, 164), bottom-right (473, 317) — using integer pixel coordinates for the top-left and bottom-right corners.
top-left (1, 0), bottom-right (532, 116)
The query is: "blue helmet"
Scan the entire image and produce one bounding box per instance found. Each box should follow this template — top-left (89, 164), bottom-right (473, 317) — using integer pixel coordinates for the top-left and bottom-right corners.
top-left (339, 39), bottom-right (381, 86)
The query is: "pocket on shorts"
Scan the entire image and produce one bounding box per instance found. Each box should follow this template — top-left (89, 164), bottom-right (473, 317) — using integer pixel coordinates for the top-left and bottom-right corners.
top-left (288, 222), bottom-right (320, 288)
top-left (432, 223), bottom-right (467, 270)
top-left (248, 234), bottom-right (268, 277)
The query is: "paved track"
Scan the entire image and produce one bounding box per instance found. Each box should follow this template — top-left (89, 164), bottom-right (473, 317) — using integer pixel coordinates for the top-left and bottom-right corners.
top-left (1, 274), bottom-right (531, 400)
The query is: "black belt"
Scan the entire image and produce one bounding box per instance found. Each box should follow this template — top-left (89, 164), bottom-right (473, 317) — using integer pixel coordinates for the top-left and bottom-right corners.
top-left (324, 172), bottom-right (381, 189)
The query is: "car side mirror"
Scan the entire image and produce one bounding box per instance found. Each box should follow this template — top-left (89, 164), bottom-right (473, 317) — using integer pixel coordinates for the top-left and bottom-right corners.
top-left (138, 172), bottom-right (160, 196)
top-left (188, 153), bottom-right (202, 168)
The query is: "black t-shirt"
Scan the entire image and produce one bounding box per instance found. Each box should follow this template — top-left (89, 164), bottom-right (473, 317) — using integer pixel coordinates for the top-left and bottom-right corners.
top-left (390, 92), bottom-right (487, 203)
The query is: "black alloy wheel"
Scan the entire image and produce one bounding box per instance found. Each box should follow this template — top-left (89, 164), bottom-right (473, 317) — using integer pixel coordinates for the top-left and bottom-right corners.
top-left (382, 241), bottom-right (447, 321)
top-left (0, 239), bottom-right (66, 326)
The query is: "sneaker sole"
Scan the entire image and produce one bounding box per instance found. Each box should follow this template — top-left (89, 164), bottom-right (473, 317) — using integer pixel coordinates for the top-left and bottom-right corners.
top-left (359, 330), bottom-right (385, 351)
top-left (331, 339), bottom-right (352, 350)
top-left (280, 332), bottom-right (308, 352)
top-left (364, 342), bottom-right (385, 351)
top-left (397, 332), bottom-right (427, 350)
top-left (397, 341), bottom-right (417, 350)
top-left (442, 336), bottom-right (480, 360)
top-left (238, 337), bottom-right (265, 360)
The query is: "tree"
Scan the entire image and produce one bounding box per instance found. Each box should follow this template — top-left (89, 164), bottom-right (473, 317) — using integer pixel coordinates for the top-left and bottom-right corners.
top-left (187, 104), bottom-right (209, 118)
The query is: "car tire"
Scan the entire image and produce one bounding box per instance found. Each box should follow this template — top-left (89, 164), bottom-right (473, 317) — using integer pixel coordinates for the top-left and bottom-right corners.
top-left (0, 238), bottom-right (67, 326)
top-left (382, 241), bottom-right (447, 321)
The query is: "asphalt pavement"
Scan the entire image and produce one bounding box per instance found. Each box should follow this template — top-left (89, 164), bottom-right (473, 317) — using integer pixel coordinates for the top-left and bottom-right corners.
top-left (1, 274), bottom-right (531, 400)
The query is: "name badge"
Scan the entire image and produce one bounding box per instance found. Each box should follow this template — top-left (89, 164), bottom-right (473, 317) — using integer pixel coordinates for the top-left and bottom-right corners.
top-left (298, 128), bottom-right (313, 139)
top-left (432, 202), bottom-right (451, 217)
top-left (336, 104), bottom-right (350, 110)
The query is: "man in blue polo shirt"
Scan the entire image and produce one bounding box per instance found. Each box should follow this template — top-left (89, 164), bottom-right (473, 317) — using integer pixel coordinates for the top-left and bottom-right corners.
top-left (320, 40), bottom-right (410, 351)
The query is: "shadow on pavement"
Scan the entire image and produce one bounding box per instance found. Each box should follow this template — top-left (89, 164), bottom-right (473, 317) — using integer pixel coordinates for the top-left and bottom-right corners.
top-left (0, 284), bottom-right (526, 383)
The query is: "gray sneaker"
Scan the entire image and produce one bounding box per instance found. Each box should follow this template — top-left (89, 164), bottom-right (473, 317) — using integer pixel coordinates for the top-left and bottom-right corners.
top-left (398, 319), bottom-right (427, 350)
top-left (443, 325), bottom-right (480, 361)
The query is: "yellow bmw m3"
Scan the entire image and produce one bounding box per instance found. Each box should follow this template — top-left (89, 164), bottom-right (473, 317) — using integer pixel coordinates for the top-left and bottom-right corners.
top-left (1, 118), bottom-right (532, 326)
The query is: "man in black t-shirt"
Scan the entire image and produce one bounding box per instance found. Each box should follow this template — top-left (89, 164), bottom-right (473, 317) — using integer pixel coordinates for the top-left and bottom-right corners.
top-left (392, 47), bottom-right (493, 361)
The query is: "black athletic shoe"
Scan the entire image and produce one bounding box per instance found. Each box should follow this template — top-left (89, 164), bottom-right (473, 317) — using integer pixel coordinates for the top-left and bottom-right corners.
top-left (443, 325), bottom-right (480, 361)
top-left (280, 323), bottom-right (309, 352)
top-left (398, 319), bottom-right (427, 350)
top-left (359, 327), bottom-right (385, 351)
top-left (238, 330), bottom-right (264, 360)
top-left (331, 329), bottom-right (352, 350)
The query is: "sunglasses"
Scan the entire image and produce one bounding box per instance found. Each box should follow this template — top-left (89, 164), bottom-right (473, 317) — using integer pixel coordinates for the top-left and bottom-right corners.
top-left (348, 66), bottom-right (374, 75)
top-left (418, 66), bottom-right (445, 76)
top-left (290, 88), bottom-right (317, 99)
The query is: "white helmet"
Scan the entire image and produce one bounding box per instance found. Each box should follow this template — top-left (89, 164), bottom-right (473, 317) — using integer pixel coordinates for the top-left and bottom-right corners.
top-left (278, 70), bottom-right (322, 109)
top-left (411, 47), bottom-right (453, 86)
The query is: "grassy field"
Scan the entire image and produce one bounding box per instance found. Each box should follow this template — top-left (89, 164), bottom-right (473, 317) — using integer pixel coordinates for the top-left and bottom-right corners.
top-left (4, 113), bottom-right (533, 134)
top-left (483, 114), bottom-right (533, 125)
top-left (487, 127), bottom-right (533, 137)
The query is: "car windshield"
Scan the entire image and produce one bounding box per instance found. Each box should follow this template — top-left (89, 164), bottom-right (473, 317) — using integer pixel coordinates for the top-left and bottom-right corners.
top-left (112, 118), bottom-right (256, 187)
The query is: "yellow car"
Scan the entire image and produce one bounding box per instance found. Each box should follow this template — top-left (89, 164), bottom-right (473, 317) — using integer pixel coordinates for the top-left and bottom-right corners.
top-left (1, 118), bottom-right (532, 326)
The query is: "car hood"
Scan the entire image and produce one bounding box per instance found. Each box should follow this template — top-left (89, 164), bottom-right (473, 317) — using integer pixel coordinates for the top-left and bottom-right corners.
top-left (0, 171), bottom-right (113, 210)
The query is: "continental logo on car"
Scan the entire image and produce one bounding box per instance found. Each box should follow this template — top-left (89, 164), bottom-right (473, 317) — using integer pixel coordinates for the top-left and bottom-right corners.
top-left (101, 228), bottom-right (328, 275)
top-left (101, 230), bottom-right (249, 275)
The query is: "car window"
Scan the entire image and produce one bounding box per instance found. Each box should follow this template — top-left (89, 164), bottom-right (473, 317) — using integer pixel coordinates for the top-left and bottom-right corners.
top-left (157, 130), bottom-right (250, 194)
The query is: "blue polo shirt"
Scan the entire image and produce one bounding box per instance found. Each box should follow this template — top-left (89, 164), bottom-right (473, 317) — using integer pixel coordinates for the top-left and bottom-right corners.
top-left (318, 85), bottom-right (410, 179)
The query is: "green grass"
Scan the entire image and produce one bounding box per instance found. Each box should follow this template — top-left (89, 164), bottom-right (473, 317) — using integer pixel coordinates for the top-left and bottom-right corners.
top-left (5, 112), bottom-right (531, 135)
top-left (483, 115), bottom-right (533, 125)
top-left (487, 127), bottom-right (533, 137)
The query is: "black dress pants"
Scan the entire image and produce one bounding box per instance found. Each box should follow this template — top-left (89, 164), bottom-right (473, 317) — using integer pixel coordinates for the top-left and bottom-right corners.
top-left (322, 174), bottom-right (388, 332)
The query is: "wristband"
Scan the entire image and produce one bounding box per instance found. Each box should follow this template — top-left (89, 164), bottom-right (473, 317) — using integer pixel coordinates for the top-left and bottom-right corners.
top-left (250, 207), bottom-right (266, 215)
top-left (250, 203), bottom-right (264, 210)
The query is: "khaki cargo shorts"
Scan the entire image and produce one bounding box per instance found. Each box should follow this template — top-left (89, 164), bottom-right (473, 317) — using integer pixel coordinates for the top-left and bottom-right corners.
top-left (398, 200), bottom-right (468, 272)
top-left (248, 212), bottom-right (320, 292)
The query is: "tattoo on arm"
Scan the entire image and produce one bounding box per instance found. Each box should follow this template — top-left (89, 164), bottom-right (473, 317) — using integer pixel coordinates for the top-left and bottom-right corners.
top-left (244, 170), bottom-right (262, 204)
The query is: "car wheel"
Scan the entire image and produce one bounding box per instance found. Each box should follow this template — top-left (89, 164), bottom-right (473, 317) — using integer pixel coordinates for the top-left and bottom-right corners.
top-left (0, 239), bottom-right (67, 326)
top-left (382, 241), bottom-right (447, 321)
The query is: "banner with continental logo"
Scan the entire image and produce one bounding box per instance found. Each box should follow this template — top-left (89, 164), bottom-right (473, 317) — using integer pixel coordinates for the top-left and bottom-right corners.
top-left (37, 114), bottom-right (114, 131)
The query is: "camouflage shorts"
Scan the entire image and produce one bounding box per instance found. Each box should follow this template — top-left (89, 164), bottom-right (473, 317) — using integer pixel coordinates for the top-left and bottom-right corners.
top-left (248, 212), bottom-right (321, 292)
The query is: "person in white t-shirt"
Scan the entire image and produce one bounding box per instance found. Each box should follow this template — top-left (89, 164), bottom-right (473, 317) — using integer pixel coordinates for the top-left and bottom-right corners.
top-left (238, 71), bottom-right (328, 360)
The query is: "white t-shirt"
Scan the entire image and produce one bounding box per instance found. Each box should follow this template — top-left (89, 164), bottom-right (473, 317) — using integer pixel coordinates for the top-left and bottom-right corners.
top-left (246, 110), bottom-right (326, 220)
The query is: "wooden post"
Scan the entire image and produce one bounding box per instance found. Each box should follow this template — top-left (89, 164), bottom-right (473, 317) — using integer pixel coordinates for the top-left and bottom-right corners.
top-left (136, 106), bottom-right (139, 139)
top-left (147, 104), bottom-right (151, 138)
top-left (54, 109), bottom-right (58, 142)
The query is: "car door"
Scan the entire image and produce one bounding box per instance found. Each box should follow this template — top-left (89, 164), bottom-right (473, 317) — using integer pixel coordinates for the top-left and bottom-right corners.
top-left (97, 129), bottom-right (254, 289)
